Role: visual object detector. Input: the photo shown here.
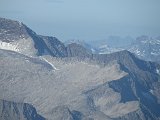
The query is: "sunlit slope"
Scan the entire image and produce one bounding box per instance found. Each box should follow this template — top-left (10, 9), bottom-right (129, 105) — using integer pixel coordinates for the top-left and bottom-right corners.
top-left (1, 49), bottom-right (160, 120)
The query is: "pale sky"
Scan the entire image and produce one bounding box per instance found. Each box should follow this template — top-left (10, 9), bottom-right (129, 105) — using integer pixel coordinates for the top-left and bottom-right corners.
top-left (0, 0), bottom-right (160, 41)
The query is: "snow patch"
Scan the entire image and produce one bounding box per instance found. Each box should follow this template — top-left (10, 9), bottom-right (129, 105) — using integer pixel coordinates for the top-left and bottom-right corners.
top-left (91, 48), bottom-right (96, 53)
top-left (151, 52), bottom-right (159, 56)
top-left (135, 49), bottom-right (140, 55)
top-left (0, 41), bottom-right (19, 51)
top-left (156, 69), bottom-right (160, 74)
top-left (99, 44), bottom-right (109, 49)
top-left (150, 89), bottom-right (154, 94)
top-left (141, 40), bottom-right (147, 44)
top-left (18, 21), bottom-right (23, 27)
top-left (42, 58), bottom-right (59, 70)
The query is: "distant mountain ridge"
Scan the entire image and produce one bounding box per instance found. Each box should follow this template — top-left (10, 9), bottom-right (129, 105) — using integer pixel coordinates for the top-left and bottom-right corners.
top-left (84, 36), bottom-right (160, 63)
top-left (129, 36), bottom-right (160, 62)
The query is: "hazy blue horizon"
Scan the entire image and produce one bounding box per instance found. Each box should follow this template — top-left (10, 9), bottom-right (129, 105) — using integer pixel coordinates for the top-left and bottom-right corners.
top-left (0, 0), bottom-right (160, 41)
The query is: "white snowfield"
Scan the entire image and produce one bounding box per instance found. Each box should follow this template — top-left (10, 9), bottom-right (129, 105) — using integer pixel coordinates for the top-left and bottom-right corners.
top-left (0, 51), bottom-right (140, 120)
top-left (0, 38), bottom-right (38, 57)
top-left (98, 44), bottom-right (124, 54)
top-left (40, 57), bottom-right (59, 70)
top-left (156, 69), bottom-right (160, 74)
top-left (0, 41), bottom-right (19, 51)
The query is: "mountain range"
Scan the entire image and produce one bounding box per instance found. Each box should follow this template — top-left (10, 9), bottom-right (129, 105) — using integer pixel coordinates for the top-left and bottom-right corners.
top-left (0, 17), bottom-right (160, 120)
top-left (83, 36), bottom-right (160, 63)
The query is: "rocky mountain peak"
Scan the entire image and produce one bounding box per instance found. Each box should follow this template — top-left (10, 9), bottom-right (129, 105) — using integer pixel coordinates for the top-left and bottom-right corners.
top-left (0, 17), bottom-right (67, 57)
top-left (0, 17), bottom-right (29, 42)
top-left (66, 43), bottom-right (92, 58)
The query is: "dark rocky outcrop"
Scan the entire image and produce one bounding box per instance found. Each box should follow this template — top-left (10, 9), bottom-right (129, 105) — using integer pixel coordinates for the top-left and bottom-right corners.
top-left (0, 99), bottom-right (45, 120)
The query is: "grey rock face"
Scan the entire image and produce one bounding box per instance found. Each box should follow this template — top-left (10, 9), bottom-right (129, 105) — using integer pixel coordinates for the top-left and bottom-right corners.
top-left (0, 18), bottom-right (29, 42)
top-left (44, 105), bottom-right (74, 120)
top-left (0, 17), bottom-right (160, 120)
top-left (39, 35), bottom-right (67, 57)
top-left (64, 47), bottom-right (160, 119)
top-left (66, 43), bottom-right (92, 59)
top-left (0, 99), bottom-right (45, 120)
top-left (0, 17), bottom-right (67, 57)
top-left (1, 48), bottom-right (160, 120)
top-left (97, 51), bottom-right (160, 119)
